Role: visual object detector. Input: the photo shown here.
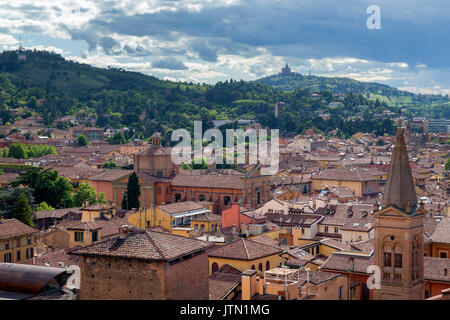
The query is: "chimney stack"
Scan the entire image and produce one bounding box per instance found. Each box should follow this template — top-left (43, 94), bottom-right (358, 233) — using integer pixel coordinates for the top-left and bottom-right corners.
top-left (118, 225), bottom-right (133, 238)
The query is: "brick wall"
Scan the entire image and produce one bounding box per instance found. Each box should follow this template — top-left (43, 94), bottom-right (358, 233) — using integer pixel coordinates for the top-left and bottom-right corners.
top-left (78, 252), bottom-right (209, 300)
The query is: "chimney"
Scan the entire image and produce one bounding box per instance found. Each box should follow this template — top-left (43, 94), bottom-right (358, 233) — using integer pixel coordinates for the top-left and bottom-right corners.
top-left (241, 270), bottom-right (258, 300)
top-left (118, 225), bottom-right (133, 238)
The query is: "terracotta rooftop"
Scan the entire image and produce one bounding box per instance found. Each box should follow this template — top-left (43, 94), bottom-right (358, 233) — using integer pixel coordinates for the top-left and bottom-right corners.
top-left (69, 229), bottom-right (212, 262)
top-left (429, 218), bottom-right (450, 244)
top-left (0, 219), bottom-right (37, 240)
top-left (208, 238), bottom-right (283, 260)
top-left (424, 257), bottom-right (450, 282)
top-left (321, 252), bottom-right (374, 274)
top-left (88, 169), bottom-right (132, 182)
top-left (22, 250), bottom-right (79, 268)
top-left (34, 208), bottom-right (82, 220)
top-left (298, 270), bottom-right (341, 286)
top-left (209, 264), bottom-right (242, 300)
top-left (251, 235), bottom-right (280, 248)
top-left (311, 167), bottom-right (379, 182)
top-left (157, 201), bottom-right (207, 215)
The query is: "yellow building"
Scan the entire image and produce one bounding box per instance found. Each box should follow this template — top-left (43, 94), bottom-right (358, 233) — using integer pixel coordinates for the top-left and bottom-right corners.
top-left (130, 201), bottom-right (211, 232)
top-left (0, 218), bottom-right (37, 263)
top-left (208, 238), bottom-right (285, 276)
top-left (80, 203), bottom-right (117, 222)
top-left (311, 168), bottom-right (380, 197)
top-left (67, 221), bottom-right (101, 249)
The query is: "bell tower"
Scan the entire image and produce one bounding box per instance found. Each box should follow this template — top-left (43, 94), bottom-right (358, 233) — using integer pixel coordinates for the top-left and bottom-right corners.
top-left (373, 128), bottom-right (425, 300)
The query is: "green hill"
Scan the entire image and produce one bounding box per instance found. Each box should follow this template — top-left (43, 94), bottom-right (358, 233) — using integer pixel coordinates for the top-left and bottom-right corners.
top-left (256, 72), bottom-right (450, 110)
top-left (0, 49), bottom-right (445, 141)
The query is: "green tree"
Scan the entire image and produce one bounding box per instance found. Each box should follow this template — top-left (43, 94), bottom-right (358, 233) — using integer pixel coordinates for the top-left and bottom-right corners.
top-left (445, 158), bottom-right (450, 171)
top-left (122, 172), bottom-right (140, 210)
top-left (37, 201), bottom-right (55, 211)
top-left (109, 132), bottom-right (127, 145)
top-left (13, 193), bottom-right (34, 227)
top-left (0, 187), bottom-right (34, 219)
top-left (376, 139), bottom-right (385, 146)
top-left (73, 182), bottom-right (106, 207)
top-left (102, 161), bottom-right (117, 169)
top-left (77, 134), bottom-right (89, 146)
top-left (10, 168), bottom-right (73, 209)
top-left (191, 157), bottom-right (208, 169)
top-left (8, 143), bottom-right (27, 159)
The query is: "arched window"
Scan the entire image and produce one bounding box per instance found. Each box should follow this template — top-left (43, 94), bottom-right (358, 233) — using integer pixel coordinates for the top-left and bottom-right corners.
top-left (258, 263), bottom-right (263, 272)
top-left (266, 261), bottom-right (270, 270)
top-left (212, 263), bottom-right (219, 274)
top-left (251, 265), bottom-right (255, 270)
top-left (224, 196), bottom-right (231, 206)
top-left (194, 224), bottom-right (198, 230)
top-left (201, 224), bottom-right (205, 231)
top-left (199, 194), bottom-right (205, 201)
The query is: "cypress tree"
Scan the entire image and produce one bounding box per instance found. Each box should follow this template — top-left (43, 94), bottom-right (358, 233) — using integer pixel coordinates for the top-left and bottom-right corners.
top-left (125, 172), bottom-right (140, 209)
top-left (13, 192), bottom-right (34, 227)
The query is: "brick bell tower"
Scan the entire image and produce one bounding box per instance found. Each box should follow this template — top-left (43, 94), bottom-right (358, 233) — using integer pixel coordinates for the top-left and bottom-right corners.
top-left (373, 128), bottom-right (425, 300)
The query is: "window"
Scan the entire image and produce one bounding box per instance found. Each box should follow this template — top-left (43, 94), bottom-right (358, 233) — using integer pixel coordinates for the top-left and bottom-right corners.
top-left (92, 231), bottom-right (98, 242)
top-left (251, 265), bottom-right (255, 270)
top-left (166, 186), bottom-right (169, 194)
top-left (201, 224), bottom-right (205, 231)
top-left (199, 194), bottom-right (205, 201)
top-left (27, 237), bottom-right (31, 245)
top-left (158, 187), bottom-right (162, 195)
top-left (395, 253), bottom-right (402, 268)
top-left (156, 171), bottom-right (163, 177)
top-left (16, 250), bottom-right (21, 261)
top-left (324, 226), bottom-right (329, 233)
top-left (74, 231), bottom-right (84, 242)
top-left (175, 193), bottom-right (181, 202)
top-left (338, 286), bottom-right (344, 300)
top-left (258, 263), bottom-right (263, 272)
top-left (5, 241), bottom-right (9, 250)
top-left (16, 239), bottom-right (20, 247)
top-left (316, 246), bottom-right (320, 255)
top-left (224, 196), bottom-right (231, 206)
top-left (301, 228), bottom-right (305, 235)
top-left (384, 252), bottom-right (392, 267)
top-left (257, 192), bottom-right (261, 204)
top-left (26, 248), bottom-right (33, 259)
top-left (334, 227), bottom-right (339, 233)
top-left (212, 263), bottom-right (219, 274)
top-left (266, 261), bottom-right (270, 270)
top-left (4, 253), bottom-right (11, 263)
top-left (440, 252), bottom-right (448, 259)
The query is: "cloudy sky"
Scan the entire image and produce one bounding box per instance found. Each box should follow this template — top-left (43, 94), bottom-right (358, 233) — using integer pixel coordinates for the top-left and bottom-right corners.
top-left (1, 0), bottom-right (450, 94)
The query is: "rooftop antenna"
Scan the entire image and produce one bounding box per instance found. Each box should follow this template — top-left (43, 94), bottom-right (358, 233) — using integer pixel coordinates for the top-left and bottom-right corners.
top-left (309, 69), bottom-right (311, 77)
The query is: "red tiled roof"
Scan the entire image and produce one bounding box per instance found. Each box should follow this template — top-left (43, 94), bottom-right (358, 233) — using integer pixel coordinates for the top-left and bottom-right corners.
top-left (69, 229), bottom-right (212, 261)
top-left (0, 219), bottom-right (38, 239)
top-left (208, 238), bottom-right (283, 260)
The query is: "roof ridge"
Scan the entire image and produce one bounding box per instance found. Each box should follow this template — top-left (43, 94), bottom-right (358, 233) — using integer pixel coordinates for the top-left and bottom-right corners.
top-left (242, 238), bottom-right (251, 260)
top-left (144, 231), bottom-right (167, 260)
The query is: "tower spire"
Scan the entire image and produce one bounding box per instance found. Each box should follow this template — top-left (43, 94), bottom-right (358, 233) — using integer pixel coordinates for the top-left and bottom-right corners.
top-left (381, 128), bottom-right (417, 212)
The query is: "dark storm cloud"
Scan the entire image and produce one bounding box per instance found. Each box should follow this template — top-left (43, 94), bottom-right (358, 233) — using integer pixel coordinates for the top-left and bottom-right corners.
top-left (73, 0), bottom-right (450, 67)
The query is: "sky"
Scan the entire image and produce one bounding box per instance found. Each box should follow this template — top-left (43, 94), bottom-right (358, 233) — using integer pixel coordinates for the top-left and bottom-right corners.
top-left (1, 0), bottom-right (450, 94)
